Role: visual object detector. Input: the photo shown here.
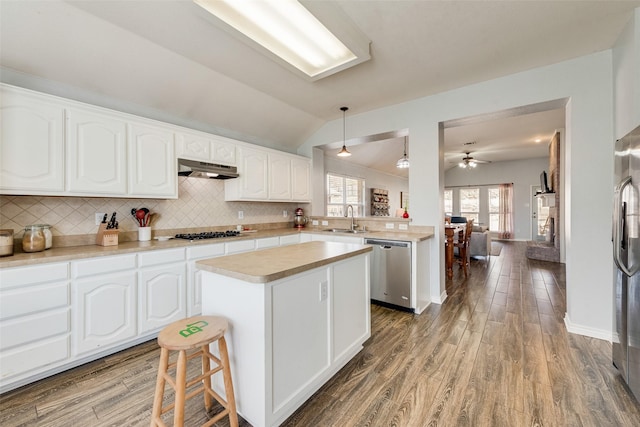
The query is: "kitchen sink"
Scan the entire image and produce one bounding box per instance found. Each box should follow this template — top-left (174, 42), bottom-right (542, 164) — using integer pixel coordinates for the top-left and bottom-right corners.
top-left (322, 228), bottom-right (371, 234)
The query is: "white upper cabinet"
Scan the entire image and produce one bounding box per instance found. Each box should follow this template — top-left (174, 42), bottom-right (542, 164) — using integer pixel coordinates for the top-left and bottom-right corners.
top-left (1, 84), bottom-right (311, 202)
top-left (128, 122), bottom-right (177, 198)
top-left (225, 145), bottom-right (311, 202)
top-left (291, 157), bottom-right (311, 201)
top-left (175, 130), bottom-right (211, 161)
top-left (176, 130), bottom-right (237, 166)
top-left (226, 145), bottom-right (269, 200)
top-left (66, 108), bottom-right (127, 195)
top-left (0, 85), bottom-right (65, 193)
top-left (211, 136), bottom-right (237, 165)
top-left (268, 152), bottom-right (292, 201)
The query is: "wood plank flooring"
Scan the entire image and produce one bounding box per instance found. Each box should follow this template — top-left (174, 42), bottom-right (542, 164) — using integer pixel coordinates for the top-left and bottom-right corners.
top-left (2, 241), bottom-right (640, 426)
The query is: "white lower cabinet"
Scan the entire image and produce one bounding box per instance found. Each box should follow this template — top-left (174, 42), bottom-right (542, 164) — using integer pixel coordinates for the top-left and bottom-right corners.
top-left (138, 248), bottom-right (187, 333)
top-left (71, 254), bottom-right (137, 356)
top-left (0, 263), bottom-right (70, 391)
top-left (186, 243), bottom-right (225, 316)
top-left (309, 233), bottom-right (363, 244)
top-left (279, 234), bottom-right (301, 246)
top-left (73, 272), bottom-right (137, 356)
top-left (256, 236), bottom-right (280, 249)
top-left (226, 239), bottom-right (256, 254)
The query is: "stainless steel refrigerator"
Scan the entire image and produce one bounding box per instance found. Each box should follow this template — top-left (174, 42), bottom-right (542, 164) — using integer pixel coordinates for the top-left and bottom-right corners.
top-left (613, 124), bottom-right (640, 401)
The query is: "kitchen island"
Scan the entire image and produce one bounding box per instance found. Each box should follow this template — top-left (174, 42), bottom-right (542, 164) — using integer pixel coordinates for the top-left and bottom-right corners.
top-left (196, 241), bottom-right (372, 427)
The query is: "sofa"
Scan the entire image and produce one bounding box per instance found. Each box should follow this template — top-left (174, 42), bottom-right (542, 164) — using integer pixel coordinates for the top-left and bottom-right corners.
top-left (448, 216), bottom-right (491, 260)
top-left (469, 225), bottom-right (491, 258)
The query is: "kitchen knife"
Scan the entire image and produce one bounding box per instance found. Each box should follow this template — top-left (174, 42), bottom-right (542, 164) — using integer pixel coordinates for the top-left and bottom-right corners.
top-left (107, 212), bottom-right (117, 229)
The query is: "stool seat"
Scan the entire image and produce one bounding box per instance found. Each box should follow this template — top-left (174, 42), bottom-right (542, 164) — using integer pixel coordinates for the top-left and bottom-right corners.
top-left (151, 315), bottom-right (238, 427)
top-left (158, 315), bottom-right (228, 351)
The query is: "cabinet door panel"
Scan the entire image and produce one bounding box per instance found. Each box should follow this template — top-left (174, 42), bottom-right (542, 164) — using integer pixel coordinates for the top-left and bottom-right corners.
top-left (74, 273), bottom-right (137, 355)
top-left (271, 268), bottom-right (330, 410)
top-left (211, 137), bottom-right (236, 165)
top-left (139, 264), bottom-right (186, 333)
top-left (187, 243), bottom-right (225, 316)
top-left (129, 123), bottom-right (176, 197)
top-left (1, 308), bottom-right (70, 349)
top-left (239, 147), bottom-right (268, 199)
top-left (332, 256), bottom-right (369, 362)
top-left (0, 282), bottom-right (69, 320)
top-left (279, 234), bottom-right (301, 246)
top-left (291, 157), bottom-right (311, 201)
top-left (67, 108), bottom-right (127, 194)
top-left (0, 87), bottom-right (65, 192)
top-left (0, 335), bottom-right (69, 380)
top-left (268, 153), bottom-right (291, 200)
top-left (175, 131), bottom-right (210, 161)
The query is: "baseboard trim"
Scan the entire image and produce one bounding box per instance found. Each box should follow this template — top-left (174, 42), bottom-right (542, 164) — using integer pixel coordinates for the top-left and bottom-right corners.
top-left (432, 290), bottom-right (448, 305)
top-left (564, 313), bottom-right (612, 341)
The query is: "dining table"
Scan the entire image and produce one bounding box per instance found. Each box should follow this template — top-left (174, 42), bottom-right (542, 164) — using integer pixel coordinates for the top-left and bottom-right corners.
top-left (445, 223), bottom-right (466, 279)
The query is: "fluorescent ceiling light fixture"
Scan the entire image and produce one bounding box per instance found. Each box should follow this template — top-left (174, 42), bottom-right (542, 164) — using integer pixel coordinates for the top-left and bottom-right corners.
top-left (194, 0), bottom-right (370, 80)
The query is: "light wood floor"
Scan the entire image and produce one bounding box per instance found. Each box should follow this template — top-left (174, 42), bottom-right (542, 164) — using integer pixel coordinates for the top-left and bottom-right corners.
top-left (2, 241), bottom-right (640, 426)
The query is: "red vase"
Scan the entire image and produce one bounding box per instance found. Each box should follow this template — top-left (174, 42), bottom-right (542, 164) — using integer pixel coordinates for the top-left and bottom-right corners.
top-left (403, 210), bottom-right (409, 218)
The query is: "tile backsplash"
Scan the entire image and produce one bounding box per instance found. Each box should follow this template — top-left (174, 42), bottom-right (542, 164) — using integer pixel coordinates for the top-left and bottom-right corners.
top-left (0, 177), bottom-right (301, 240)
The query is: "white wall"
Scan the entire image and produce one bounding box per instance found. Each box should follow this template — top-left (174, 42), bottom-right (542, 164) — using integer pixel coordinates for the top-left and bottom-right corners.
top-left (299, 50), bottom-right (617, 339)
top-left (323, 155), bottom-right (409, 216)
top-left (613, 8), bottom-right (640, 138)
top-left (445, 157), bottom-right (550, 240)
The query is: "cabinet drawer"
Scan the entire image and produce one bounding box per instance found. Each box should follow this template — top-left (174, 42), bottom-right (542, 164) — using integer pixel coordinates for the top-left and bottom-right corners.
top-left (139, 248), bottom-right (185, 267)
top-left (187, 243), bottom-right (225, 260)
top-left (72, 254), bottom-right (137, 279)
top-left (225, 240), bottom-right (255, 254)
top-left (0, 263), bottom-right (68, 289)
top-left (256, 237), bottom-right (279, 249)
top-left (0, 335), bottom-right (69, 380)
top-left (0, 282), bottom-right (69, 320)
top-left (0, 308), bottom-right (70, 349)
top-left (279, 234), bottom-right (301, 246)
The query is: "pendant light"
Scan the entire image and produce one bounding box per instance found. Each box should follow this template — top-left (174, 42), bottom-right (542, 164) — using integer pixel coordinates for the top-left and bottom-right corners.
top-left (396, 136), bottom-right (410, 168)
top-left (337, 106), bottom-right (351, 157)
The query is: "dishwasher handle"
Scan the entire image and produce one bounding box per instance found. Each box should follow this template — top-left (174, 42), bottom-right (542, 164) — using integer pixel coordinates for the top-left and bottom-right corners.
top-left (365, 239), bottom-right (411, 248)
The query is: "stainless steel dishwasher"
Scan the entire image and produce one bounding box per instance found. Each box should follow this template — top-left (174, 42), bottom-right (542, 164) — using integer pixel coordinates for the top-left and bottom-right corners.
top-left (365, 238), bottom-right (412, 311)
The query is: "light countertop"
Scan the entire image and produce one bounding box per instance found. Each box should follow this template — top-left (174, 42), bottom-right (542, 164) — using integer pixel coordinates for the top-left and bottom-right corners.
top-left (196, 241), bottom-right (372, 283)
top-left (0, 227), bottom-right (433, 269)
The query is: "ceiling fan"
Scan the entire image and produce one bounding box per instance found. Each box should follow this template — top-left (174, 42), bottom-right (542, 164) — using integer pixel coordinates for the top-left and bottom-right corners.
top-left (458, 152), bottom-right (491, 168)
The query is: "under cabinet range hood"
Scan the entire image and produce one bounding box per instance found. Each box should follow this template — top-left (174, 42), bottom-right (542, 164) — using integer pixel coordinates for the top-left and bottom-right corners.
top-left (177, 158), bottom-right (239, 179)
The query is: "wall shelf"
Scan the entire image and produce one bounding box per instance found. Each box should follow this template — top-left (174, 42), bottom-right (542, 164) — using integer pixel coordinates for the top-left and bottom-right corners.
top-left (535, 192), bottom-right (556, 207)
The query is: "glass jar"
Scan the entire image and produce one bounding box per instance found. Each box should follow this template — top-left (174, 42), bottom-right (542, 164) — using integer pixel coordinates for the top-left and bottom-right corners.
top-left (33, 224), bottom-right (53, 249)
top-left (0, 229), bottom-right (14, 257)
top-left (22, 225), bottom-right (46, 253)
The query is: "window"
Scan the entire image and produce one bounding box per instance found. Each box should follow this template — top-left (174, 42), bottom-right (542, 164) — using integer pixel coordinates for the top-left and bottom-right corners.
top-left (444, 189), bottom-right (453, 216)
top-left (445, 184), bottom-right (513, 233)
top-left (326, 173), bottom-right (365, 217)
top-left (488, 187), bottom-right (499, 231)
top-left (459, 188), bottom-right (479, 223)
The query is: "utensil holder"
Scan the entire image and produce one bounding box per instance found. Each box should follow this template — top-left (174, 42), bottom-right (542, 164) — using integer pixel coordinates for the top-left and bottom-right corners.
top-left (138, 227), bottom-right (151, 242)
top-left (95, 223), bottom-right (118, 246)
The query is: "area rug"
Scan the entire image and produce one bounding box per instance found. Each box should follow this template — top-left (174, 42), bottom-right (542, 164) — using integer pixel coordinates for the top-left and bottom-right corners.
top-left (491, 241), bottom-right (503, 256)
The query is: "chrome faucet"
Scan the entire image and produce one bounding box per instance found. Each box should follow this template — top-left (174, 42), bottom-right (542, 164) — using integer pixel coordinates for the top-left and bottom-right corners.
top-left (345, 204), bottom-right (357, 231)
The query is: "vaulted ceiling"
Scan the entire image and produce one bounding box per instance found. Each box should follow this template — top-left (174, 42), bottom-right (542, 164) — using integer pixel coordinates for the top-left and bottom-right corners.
top-left (1, 0), bottom-right (637, 173)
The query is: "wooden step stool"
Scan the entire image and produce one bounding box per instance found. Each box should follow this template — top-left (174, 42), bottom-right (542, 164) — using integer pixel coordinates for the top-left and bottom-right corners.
top-left (150, 315), bottom-right (238, 427)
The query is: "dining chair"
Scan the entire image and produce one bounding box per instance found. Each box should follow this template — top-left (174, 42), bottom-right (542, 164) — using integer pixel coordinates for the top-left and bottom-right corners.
top-left (453, 219), bottom-right (474, 276)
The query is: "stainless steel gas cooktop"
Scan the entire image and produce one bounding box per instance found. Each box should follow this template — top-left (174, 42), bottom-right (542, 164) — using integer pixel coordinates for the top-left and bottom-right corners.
top-left (174, 230), bottom-right (241, 240)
